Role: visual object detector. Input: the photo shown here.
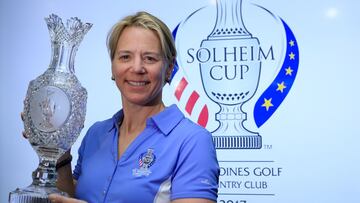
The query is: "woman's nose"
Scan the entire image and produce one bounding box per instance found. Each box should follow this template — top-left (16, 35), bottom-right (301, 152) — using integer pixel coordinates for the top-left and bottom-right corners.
top-left (131, 56), bottom-right (145, 73)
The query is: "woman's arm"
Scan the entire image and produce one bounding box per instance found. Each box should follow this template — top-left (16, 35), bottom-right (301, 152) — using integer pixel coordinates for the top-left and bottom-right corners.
top-left (56, 151), bottom-right (76, 197)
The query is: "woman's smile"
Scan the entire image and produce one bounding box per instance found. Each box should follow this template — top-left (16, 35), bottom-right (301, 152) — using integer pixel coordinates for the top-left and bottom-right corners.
top-left (127, 80), bottom-right (150, 87)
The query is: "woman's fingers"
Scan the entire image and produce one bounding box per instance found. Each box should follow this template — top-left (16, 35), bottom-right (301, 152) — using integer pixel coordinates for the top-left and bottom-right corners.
top-left (48, 194), bottom-right (87, 203)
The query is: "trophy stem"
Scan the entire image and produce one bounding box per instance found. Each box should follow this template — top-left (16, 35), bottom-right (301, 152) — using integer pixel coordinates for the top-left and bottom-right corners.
top-left (32, 157), bottom-right (57, 187)
top-left (212, 103), bottom-right (262, 149)
top-left (9, 157), bottom-right (67, 203)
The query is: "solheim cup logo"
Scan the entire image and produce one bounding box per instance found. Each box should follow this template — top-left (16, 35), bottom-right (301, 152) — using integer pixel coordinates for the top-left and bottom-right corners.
top-left (170, 0), bottom-right (299, 199)
top-left (171, 0), bottom-right (299, 149)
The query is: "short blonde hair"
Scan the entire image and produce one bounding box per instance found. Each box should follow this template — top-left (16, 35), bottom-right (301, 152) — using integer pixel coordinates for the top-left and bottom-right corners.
top-left (107, 11), bottom-right (176, 67)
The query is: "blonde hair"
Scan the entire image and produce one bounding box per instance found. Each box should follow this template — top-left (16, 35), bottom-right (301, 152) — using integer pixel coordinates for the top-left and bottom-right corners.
top-left (107, 11), bottom-right (176, 67)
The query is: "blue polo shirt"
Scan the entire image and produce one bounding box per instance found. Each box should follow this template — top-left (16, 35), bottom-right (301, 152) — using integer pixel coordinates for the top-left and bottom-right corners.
top-left (73, 104), bottom-right (219, 203)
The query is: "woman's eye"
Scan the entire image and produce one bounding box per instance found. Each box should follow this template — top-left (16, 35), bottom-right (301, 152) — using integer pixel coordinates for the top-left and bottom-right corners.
top-left (119, 55), bottom-right (130, 61)
top-left (144, 56), bottom-right (158, 63)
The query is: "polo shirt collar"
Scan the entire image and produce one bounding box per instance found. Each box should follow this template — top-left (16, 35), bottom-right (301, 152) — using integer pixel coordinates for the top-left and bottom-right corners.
top-left (150, 104), bottom-right (184, 136)
top-left (107, 104), bottom-right (184, 136)
top-left (107, 109), bottom-right (124, 132)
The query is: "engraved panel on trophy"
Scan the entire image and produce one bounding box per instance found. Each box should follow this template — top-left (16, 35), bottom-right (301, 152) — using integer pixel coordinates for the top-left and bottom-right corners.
top-left (29, 86), bottom-right (71, 133)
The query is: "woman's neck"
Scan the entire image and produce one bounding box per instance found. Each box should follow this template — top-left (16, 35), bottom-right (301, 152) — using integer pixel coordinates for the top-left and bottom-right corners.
top-left (117, 101), bottom-right (165, 159)
top-left (120, 102), bottom-right (165, 136)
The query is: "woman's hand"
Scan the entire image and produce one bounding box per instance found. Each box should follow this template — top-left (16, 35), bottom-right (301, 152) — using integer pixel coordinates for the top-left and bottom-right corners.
top-left (49, 194), bottom-right (87, 203)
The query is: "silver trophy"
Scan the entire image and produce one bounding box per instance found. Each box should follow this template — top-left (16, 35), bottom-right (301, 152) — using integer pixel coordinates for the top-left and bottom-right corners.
top-left (9, 14), bottom-right (92, 202)
top-left (199, 0), bottom-right (262, 149)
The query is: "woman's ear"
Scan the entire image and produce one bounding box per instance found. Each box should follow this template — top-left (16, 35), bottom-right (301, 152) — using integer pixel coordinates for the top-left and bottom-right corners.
top-left (111, 64), bottom-right (116, 81)
top-left (165, 63), bottom-right (175, 83)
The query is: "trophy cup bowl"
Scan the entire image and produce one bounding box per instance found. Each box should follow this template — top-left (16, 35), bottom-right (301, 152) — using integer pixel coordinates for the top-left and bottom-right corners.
top-left (199, 38), bottom-right (261, 106)
top-left (26, 75), bottom-right (87, 161)
top-left (9, 14), bottom-right (92, 203)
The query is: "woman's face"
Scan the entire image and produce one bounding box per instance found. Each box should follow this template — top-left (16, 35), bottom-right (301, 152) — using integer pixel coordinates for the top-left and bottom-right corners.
top-left (112, 26), bottom-right (172, 106)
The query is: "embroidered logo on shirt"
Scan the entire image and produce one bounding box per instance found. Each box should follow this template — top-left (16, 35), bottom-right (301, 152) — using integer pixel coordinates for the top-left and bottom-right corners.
top-left (200, 178), bottom-right (211, 185)
top-left (132, 148), bottom-right (156, 177)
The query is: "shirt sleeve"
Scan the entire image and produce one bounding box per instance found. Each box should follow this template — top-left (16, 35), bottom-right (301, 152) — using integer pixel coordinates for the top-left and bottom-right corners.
top-left (73, 131), bottom-right (87, 180)
top-left (171, 126), bottom-right (220, 201)
top-left (72, 121), bottom-right (100, 180)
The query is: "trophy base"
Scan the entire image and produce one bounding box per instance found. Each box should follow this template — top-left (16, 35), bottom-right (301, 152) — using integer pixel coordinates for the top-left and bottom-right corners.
top-left (213, 135), bottom-right (262, 149)
top-left (9, 184), bottom-right (67, 203)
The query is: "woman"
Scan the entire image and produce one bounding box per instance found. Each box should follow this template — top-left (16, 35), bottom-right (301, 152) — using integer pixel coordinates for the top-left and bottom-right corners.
top-left (50, 11), bottom-right (219, 203)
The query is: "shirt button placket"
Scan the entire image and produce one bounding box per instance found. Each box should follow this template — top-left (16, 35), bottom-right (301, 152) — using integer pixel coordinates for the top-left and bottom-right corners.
top-left (103, 173), bottom-right (113, 200)
top-left (102, 188), bottom-right (107, 203)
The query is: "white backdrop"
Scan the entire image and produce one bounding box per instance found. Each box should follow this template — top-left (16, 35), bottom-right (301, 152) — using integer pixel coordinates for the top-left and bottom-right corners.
top-left (1, 0), bottom-right (359, 202)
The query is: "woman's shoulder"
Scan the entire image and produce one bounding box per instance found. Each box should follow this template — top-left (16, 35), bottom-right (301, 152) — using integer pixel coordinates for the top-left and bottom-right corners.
top-left (84, 110), bottom-right (122, 137)
top-left (178, 116), bottom-right (208, 133)
top-left (160, 104), bottom-right (210, 137)
top-left (87, 117), bottom-right (115, 133)
top-left (171, 112), bottom-right (213, 145)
